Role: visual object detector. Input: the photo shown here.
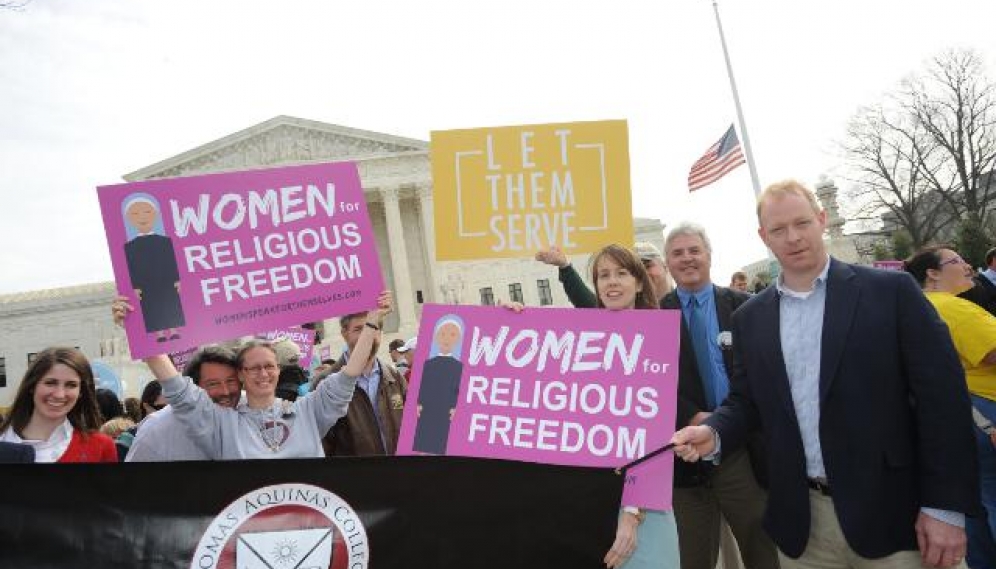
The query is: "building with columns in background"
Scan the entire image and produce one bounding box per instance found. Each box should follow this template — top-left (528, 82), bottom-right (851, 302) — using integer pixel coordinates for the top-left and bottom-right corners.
top-left (0, 116), bottom-right (667, 405)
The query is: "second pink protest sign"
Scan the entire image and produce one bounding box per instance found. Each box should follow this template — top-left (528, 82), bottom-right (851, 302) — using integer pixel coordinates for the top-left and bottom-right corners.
top-left (398, 304), bottom-right (681, 509)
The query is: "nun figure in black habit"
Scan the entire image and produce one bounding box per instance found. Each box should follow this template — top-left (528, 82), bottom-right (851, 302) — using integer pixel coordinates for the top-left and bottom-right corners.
top-left (413, 315), bottom-right (465, 454)
top-left (122, 194), bottom-right (185, 343)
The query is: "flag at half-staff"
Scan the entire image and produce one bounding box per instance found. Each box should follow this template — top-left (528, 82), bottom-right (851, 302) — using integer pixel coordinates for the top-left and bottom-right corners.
top-left (687, 124), bottom-right (746, 192)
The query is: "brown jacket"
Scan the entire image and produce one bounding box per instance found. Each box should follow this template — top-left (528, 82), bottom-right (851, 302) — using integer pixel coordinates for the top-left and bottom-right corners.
top-left (319, 356), bottom-right (408, 456)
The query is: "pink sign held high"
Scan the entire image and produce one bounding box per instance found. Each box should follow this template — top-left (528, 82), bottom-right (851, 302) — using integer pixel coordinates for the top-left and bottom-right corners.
top-left (97, 162), bottom-right (383, 359)
top-left (397, 304), bottom-right (681, 510)
top-left (259, 326), bottom-right (316, 368)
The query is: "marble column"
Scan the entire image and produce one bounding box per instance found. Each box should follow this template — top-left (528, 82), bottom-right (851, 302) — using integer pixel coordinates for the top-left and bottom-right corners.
top-left (380, 187), bottom-right (417, 330)
top-left (417, 185), bottom-right (439, 303)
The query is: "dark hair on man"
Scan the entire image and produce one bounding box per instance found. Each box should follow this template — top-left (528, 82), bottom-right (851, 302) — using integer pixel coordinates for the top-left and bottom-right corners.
top-left (389, 339), bottom-right (405, 352)
top-left (986, 247), bottom-right (996, 267)
top-left (95, 388), bottom-right (124, 423)
top-left (183, 345), bottom-right (238, 384)
top-left (903, 246), bottom-right (946, 287)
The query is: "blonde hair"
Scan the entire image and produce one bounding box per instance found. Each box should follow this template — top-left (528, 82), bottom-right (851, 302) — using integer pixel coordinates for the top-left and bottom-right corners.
top-left (100, 416), bottom-right (135, 438)
top-left (756, 179), bottom-right (822, 222)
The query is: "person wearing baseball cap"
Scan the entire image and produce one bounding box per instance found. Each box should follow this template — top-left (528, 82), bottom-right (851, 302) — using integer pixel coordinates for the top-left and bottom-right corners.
top-left (633, 241), bottom-right (673, 300)
top-left (396, 338), bottom-right (417, 380)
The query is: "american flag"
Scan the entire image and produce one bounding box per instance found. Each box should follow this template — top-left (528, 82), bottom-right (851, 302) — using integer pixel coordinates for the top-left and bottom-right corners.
top-left (688, 124), bottom-right (746, 192)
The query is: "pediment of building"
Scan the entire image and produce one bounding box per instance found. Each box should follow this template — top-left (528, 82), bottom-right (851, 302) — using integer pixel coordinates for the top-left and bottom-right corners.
top-left (124, 116), bottom-right (428, 181)
top-left (0, 281), bottom-right (116, 316)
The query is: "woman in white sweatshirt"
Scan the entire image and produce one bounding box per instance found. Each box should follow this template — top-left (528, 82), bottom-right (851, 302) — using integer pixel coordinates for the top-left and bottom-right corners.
top-left (135, 290), bottom-right (392, 459)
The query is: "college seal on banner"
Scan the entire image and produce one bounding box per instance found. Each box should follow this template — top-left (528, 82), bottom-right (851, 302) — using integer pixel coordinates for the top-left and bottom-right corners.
top-left (190, 483), bottom-right (369, 569)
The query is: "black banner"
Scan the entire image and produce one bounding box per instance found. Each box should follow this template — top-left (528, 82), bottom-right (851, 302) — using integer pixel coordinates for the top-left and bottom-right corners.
top-left (0, 456), bottom-right (622, 569)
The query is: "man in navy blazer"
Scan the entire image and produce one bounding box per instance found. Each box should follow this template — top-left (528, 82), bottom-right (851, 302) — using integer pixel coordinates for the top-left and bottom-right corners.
top-left (673, 180), bottom-right (978, 569)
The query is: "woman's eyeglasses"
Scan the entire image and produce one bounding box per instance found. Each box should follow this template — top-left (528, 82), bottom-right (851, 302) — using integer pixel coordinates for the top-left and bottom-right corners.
top-left (939, 256), bottom-right (965, 268)
top-left (242, 363), bottom-right (279, 375)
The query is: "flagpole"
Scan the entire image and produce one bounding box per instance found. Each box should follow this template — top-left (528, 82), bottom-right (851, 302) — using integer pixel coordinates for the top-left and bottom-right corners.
top-left (711, 0), bottom-right (777, 270)
top-left (711, 0), bottom-right (761, 198)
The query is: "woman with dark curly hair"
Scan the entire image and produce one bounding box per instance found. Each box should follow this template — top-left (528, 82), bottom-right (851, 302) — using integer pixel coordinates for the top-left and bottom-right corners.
top-left (0, 347), bottom-right (117, 463)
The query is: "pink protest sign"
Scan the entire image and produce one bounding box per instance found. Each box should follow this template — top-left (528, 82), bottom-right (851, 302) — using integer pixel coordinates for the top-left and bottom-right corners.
top-left (167, 346), bottom-right (199, 372)
top-left (397, 304), bottom-right (680, 509)
top-left (97, 162), bottom-right (383, 359)
top-left (873, 260), bottom-right (905, 271)
top-left (259, 326), bottom-right (316, 367)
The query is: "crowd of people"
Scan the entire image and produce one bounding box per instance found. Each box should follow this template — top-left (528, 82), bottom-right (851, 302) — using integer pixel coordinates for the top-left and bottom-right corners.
top-left (1, 179), bottom-right (995, 569)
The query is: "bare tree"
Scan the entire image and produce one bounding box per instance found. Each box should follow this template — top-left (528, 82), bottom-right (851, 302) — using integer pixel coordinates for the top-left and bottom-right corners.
top-left (841, 49), bottom-right (996, 248)
top-left (907, 49), bottom-right (996, 227)
top-left (841, 103), bottom-right (955, 248)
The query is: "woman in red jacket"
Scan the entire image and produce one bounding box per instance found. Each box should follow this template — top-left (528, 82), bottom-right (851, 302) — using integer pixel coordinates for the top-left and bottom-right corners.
top-left (0, 347), bottom-right (117, 463)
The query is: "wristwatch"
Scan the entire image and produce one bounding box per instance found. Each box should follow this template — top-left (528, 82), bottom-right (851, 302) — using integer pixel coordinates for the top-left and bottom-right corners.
top-left (623, 506), bottom-right (646, 524)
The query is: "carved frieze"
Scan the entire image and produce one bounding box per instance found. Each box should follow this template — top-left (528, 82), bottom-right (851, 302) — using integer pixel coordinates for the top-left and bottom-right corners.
top-left (148, 124), bottom-right (425, 179)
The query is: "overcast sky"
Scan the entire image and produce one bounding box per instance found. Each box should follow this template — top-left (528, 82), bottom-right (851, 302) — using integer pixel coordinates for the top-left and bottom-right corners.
top-left (1, 0), bottom-right (994, 295)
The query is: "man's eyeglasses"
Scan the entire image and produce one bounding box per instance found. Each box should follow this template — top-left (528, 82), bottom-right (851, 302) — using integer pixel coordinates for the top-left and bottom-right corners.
top-left (242, 363), bottom-right (279, 375)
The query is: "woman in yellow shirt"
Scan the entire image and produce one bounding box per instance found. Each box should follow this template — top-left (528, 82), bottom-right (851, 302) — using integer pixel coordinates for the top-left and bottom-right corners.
top-left (906, 246), bottom-right (996, 569)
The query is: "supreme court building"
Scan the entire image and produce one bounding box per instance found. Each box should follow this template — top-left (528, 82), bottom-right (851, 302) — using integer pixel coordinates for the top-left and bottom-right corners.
top-left (0, 116), bottom-right (666, 404)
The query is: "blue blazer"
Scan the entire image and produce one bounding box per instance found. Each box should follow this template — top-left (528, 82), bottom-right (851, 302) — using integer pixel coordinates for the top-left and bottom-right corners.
top-left (708, 258), bottom-right (979, 558)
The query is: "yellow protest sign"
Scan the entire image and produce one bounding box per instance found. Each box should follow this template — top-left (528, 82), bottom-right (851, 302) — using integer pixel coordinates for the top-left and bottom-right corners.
top-left (431, 120), bottom-right (633, 260)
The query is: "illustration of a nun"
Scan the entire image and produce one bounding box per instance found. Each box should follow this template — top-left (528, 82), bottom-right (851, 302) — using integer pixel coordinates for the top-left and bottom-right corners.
top-left (122, 193), bottom-right (185, 342)
top-left (413, 314), bottom-right (466, 455)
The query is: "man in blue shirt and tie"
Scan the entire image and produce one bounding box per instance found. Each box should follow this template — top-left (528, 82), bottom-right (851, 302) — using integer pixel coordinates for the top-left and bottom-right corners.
top-left (661, 222), bottom-right (777, 569)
